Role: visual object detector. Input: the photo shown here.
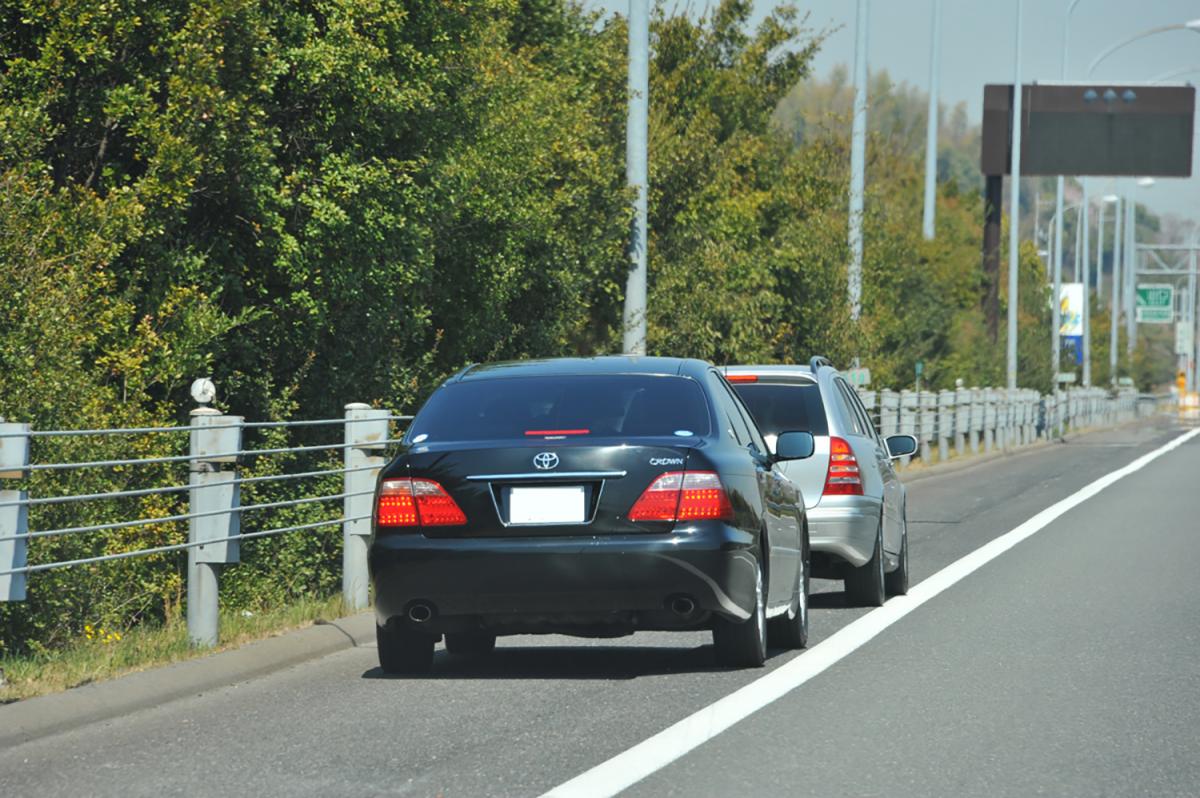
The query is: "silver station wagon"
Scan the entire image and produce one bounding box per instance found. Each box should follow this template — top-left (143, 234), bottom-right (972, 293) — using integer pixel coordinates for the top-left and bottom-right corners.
top-left (726, 358), bottom-right (918, 606)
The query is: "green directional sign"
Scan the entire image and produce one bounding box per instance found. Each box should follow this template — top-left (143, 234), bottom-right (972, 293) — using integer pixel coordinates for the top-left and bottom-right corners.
top-left (1135, 284), bottom-right (1174, 324)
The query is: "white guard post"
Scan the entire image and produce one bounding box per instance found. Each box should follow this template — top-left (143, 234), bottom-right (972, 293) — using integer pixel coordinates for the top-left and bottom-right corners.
top-left (344, 404), bottom-right (390, 612)
top-left (0, 422), bottom-right (30, 601)
top-left (188, 409), bottom-right (242, 647)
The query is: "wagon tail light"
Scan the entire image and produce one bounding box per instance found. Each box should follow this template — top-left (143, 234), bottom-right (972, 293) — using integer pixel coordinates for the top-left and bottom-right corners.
top-left (629, 471), bottom-right (734, 522)
top-left (823, 436), bottom-right (864, 496)
top-left (376, 478), bottom-right (467, 527)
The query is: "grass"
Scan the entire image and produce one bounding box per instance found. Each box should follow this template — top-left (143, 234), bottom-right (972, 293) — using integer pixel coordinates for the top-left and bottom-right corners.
top-left (0, 593), bottom-right (349, 703)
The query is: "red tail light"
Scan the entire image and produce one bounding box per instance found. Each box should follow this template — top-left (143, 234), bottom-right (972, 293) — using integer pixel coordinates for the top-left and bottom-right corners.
top-left (629, 471), bottom-right (734, 522)
top-left (725, 374), bottom-right (758, 383)
top-left (823, 436), bottom-right (864, 496)
top-left (376, 478), bottom-right (467, 527)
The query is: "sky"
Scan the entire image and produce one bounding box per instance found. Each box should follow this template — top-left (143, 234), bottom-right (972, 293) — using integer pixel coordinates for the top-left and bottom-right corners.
top-left (587, 0), bottom-right (1200, 222)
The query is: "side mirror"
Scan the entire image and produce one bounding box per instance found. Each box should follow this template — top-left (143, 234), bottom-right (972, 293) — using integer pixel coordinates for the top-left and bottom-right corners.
top-left (774, 431), bottom-right (815, 461)
top-left (885, 434), bottom-right (918, 459)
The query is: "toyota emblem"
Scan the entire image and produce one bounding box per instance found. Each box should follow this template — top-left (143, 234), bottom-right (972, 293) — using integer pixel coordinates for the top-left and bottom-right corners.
top-left (533, 452), bottom-right (559, 470)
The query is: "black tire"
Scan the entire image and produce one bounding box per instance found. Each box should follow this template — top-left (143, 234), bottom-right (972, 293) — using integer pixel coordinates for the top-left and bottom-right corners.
top-left (844, 520), bottom-right (886, 607)
top-left (713, 556), bottom-right (767, 668)
top-left (767, 526), bottom-right (809, 650)
top-left (376, 621), bottom-right (435, 675)
top-left (884, 509), bottom-right (909, 597)
top-left (444, 631), bottom-right (497, 657)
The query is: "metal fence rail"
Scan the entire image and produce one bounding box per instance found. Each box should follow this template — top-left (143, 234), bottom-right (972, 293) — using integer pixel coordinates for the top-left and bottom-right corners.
top-left (0, 403), bottom-right (411, 647)
top-left (855, 385), bottom-right (1169, 466)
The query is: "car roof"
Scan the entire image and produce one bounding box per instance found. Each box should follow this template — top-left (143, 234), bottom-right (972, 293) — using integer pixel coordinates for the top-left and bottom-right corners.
top-left (723, 364), bottom-right (820, 382)
top-left (452, 356), bottom-right (712, 383)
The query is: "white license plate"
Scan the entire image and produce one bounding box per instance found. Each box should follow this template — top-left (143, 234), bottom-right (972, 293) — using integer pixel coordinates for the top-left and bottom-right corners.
top-left (508, 486), bottom-right (587, 525)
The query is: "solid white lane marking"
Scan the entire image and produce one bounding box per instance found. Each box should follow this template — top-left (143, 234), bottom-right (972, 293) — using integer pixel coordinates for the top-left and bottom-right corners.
top-left (541, 427), bottom-right (1200, 798)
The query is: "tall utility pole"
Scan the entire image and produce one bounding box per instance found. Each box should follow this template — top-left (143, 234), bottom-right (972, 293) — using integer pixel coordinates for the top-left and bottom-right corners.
top-left (922, 0), bottom-right (942, 240)
top-left (622, 0), bottom-right (649, 355)
top-left (1125, 192), bottom-right (1137, 353)
top-left (1095, 197), bottom-right (1107, 307)
top-left (847, 0), bottom-right (868, 321)
top-left (1051, 176), bottom-right (1064, 379)
top-left (1110, 196), bottom-right (1123, 383)
top-left (1190, 244), bottom-right (1198, 392)
top-left (1007, 0), bottom-right (1024, 393)
top-left (1081, 180), bottom-right (1091, 386)
top-left (1051, 0), bottom-right (1083, 388)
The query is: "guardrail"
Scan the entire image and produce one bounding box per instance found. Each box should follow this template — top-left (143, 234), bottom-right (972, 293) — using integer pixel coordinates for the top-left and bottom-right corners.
top-left (859, 386), bottom-right (1170, 467)
top-left (0, 403), bottom-right (410, 647)
top-left (0, 386), bottom-right (1172, 649)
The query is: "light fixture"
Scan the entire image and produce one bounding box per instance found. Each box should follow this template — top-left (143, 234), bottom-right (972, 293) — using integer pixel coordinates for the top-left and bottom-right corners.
top-left (190, 378), bottom-right (217, 406)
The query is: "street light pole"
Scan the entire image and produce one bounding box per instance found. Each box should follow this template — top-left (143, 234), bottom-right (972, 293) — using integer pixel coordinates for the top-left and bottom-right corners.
top-left (1051, 0), bottom-right (1084, 390)
top-left (1125, 187), bottom-right (1138, 353)
top-left (1096, 196), bottom-right (1109, 307)
top-left (1110, 196), bottom-right (1123, 384)
top-left (1081, 179), bottom-right (1091, 386)
top-left (848, 0), bottom-right (868, 321)
top-left (622, 0), bottom-right (649, 355)
top-left (922, 0), bottom-right (941, 240)
top-left (1007, 0), bottom-right (1024, 393)
top-left (1087, 19), bottom-right (1200, 77)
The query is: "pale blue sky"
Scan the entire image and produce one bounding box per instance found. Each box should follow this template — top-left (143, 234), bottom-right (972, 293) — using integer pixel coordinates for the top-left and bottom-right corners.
top-left (587, 0), bottom-right (1200, 221)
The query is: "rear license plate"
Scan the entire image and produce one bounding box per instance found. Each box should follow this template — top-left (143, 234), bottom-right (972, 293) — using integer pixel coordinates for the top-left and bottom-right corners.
top-left (507, 486), bottom-right (587, 525)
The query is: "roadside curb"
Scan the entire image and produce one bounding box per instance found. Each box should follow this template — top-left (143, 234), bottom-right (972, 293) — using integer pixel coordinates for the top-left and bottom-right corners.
top-left (0, 611), bottom-right (375, 750)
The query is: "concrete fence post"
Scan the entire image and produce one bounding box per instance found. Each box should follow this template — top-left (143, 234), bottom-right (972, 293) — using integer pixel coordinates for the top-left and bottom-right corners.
top-left (918, 391), bottom-right (936, 462)
top-left (187, 408), bottom-right (242, 648)
top-left (0, 421), bottom-right (30, 602)
top-left (968, 388), bottom-right (981, 453)
top-left (936, 390), bottom-right (952, 462)
top-left (954, 387), bottom-right (968, 456)
top-left (1011, 393), bottom-right (1023, 446)
top-left (343, 403), bottom-right (390, 612)
top-left (1032, 391), bottom-right (1041, 441)
top-left (880, 390), bottom-right (899, 441)
top-left (1000, 391), bottom-right (1011, 450)
top-left (858, 389), bottom-right (878, 436)
top-left (983, 389), bottom-right (996, 453)
top-left (899, 390), bottom-right (917, 466)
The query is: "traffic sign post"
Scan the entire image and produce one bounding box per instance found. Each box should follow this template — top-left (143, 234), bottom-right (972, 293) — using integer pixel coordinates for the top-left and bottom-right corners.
top-left (1135, 284), bottom-right (1174, 324)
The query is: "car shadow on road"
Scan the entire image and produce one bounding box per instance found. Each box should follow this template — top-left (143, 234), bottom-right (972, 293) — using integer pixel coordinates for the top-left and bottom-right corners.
top-left (809, 590), bottom-right (852, 609)
top-left (361, 642), bottom-right (794, 681)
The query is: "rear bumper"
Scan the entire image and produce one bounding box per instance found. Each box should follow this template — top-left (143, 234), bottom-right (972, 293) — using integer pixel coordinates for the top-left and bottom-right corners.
top-left (369, 523), bottom-right (758, 635)
top-left (808, 496), bottom-right (881, 568)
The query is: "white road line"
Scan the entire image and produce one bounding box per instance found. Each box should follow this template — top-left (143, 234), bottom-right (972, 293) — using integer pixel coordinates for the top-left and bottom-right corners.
top-left (541, 427), bottom-right (1200, 798)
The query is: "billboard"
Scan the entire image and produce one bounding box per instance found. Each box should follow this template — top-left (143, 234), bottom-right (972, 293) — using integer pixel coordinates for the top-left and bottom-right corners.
top-left (982, 84), bottom-right (1195, 177)
top-left (1057, 283), bottom-right (1085, 336)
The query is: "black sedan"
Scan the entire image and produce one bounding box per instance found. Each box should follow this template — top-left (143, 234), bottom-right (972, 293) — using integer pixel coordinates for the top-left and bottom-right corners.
top-left (369, 356), bottom-right (815, 673)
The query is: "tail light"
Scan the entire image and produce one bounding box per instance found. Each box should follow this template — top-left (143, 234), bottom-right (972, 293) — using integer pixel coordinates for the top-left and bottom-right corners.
top-left (629, 471), bottom-right (734, 522)
top-left (376, 478), bottom-right (467, 527)
top-left (823, 436), bottom-right (864, 496)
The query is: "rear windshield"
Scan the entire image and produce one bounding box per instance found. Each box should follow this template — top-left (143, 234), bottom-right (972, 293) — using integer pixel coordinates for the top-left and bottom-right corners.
top-left (730, 382), bottom-right (829, 437)
top-left (408, 375), bottom-right (712, 443)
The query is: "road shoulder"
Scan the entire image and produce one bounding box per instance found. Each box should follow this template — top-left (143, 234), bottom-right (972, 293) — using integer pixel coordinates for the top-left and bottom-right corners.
top-left (0, 611), bottom-right (374, 750)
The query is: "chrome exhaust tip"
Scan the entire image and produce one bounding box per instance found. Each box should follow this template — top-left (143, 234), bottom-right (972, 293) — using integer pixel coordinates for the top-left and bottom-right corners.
top-left (669, 596), bottom-right (696, 617)
top-left (407, 602), bottom-right (434, 623)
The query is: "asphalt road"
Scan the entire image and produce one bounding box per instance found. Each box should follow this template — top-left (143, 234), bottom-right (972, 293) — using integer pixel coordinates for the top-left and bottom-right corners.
top-left (2, 418), bottom-right (1197, 797)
